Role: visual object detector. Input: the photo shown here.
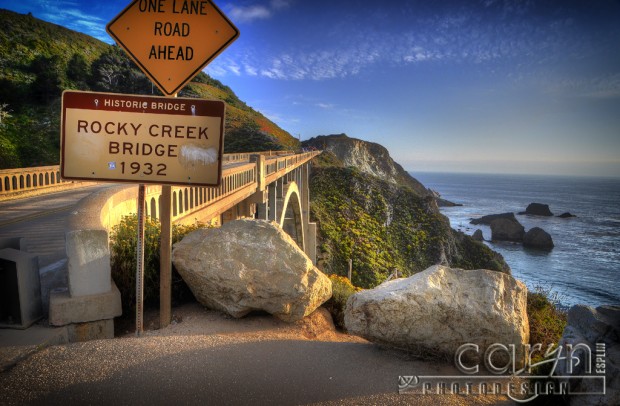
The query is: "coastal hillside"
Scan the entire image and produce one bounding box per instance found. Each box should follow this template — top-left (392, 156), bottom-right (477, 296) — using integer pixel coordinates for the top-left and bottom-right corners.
top-left (306, 138), bottom-right (510, 288)
top-left (0, 9), bottom-right (298, 168)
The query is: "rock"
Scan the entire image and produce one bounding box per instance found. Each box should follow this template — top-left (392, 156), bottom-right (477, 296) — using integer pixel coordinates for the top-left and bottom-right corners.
top-left (172, 219), bottom-right (332, 322)
top-left (296, 307), bottom-right (337, 340)
top-left (519, 203), bottom-right (553, 216)
top-left (470, 212), bottom-right (516, 225)
top-left (472, 229), bottom-right (484, 241)
top-left (558, 212), bottom-right (577, 218)
top-left (523, 227), bottom-right (554, 250)
top-left (490, 217), bottom-right (525, 242)
top-left (302, 134), bottom-right (430, 196)
top-left (344, 265), bottom-right (529, 363)
top-left (556, 305), bottom-right (620, 406)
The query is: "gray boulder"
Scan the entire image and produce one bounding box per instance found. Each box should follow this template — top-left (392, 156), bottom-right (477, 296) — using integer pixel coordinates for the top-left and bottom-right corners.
top-left (523, 227), bottom-right (554, 250)
top-left (558, 212), bottom-right (577, 218)
top-left (519, 203), bottom-right (553, 216)
top-left (172, 219), bottom-right (332, 322)
top-left (556, 305), bottom-right (620, 406)
top-left (490, 217), bottom-right (525, 242)
top-left (344, 265), bottom-right (529, 362)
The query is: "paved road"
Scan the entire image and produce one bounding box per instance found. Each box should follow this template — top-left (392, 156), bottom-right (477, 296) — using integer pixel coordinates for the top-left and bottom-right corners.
top-left (0, 185), bottom-right (112, 266)
top-left (0, 321), bottom-right (514, 406)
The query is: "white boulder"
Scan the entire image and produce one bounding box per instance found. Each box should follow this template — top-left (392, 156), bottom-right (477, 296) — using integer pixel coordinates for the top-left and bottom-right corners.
top-left (172, 219), bottom-right (331, 322)
top-left (344, 265), bottom-right (529, 361)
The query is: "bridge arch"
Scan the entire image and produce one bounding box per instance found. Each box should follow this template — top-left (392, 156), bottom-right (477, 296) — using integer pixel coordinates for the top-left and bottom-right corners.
top-left (278, 181), bottom-right (305, 252)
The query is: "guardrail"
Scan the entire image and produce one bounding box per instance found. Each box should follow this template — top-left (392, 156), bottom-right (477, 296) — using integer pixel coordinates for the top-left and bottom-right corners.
top-left (0, 150), bottom-right (301, 198)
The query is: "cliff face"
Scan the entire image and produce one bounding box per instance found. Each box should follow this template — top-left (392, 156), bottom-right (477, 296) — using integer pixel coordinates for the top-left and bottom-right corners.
top-left (307, 135), bottom-right (509, 287)
top-left (303, 134), bottom-right (429, 196)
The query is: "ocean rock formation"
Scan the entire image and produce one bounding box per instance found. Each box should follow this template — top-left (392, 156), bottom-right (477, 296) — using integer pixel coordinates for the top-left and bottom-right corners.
top-left (472, 229), bottom-right (484, 241)
top-left (344, 265), bottom-right (529, 361)
top-left (172, 219), bottom-right (332, 322)
top-left (556, 305), bottom-right (620, 406)
top-left (490, 217), bottom-right (525, 242)
top-left (519, 203), bottom-right (554, 216)
top-left (558, 212), bottom-right (577, 218)
top-left (523, 227), bottom-right (554, 250)
top-left (470, 212), bottom-right (516, 225)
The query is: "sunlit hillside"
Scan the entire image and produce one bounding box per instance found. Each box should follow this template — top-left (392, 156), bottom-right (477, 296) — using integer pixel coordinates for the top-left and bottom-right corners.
top-left (0, 8), bottom-right (298, 168)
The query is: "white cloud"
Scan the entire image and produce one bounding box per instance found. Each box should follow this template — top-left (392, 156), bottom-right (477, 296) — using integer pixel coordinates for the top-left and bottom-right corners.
top-left (209, 2), bottom-right (619, 87)
top-left (245, 64), bottom-right (258, 76)
top-left (28, 0), bottom-right (111, 42)
top-left (227, 62), bottom-right (241, 76)
top-left (227, 0), bottom-right (291, 23)
top-left (270, 0), bottom-right (291, 10)
top-left (229, 5), bottom-right (271, 23)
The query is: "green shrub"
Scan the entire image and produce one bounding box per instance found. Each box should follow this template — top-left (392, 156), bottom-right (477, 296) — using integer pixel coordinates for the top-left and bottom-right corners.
top-left (527, 286), bottom-right (568, 365)
top-left (323, 274), bottom-right (362, 329)
top-left (109, 214), bottom-right (206, 312)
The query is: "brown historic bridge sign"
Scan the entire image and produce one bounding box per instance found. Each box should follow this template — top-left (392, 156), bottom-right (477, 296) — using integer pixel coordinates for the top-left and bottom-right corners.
top-left (61, 91), bottom-right (225, 186)
top-left (106, 0), bottom-right (239, 96)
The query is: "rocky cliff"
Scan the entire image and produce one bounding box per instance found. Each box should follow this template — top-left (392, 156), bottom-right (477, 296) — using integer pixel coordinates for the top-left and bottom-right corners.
top-left (305, 135), bottom-right (509, 288)
top-left (303, 134), bottom-right (429, 196)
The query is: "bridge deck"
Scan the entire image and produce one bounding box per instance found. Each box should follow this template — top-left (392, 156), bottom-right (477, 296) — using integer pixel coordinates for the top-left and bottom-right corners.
top-left (0, 151), bottom-right (319, 268)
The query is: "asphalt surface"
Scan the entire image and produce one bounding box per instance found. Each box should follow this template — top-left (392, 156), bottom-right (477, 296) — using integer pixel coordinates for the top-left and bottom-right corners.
top-left (0, 326), bottom-right (512, 406)
top-left (0, 184), bottom-right (112, 266)
top-left (0, 304), bottom-right (518, 406)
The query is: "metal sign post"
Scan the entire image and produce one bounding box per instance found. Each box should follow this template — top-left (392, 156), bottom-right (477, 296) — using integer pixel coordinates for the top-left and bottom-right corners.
top-left (160, 184), bottom-right (172, 328)
top-left (103, 0), bottom-right (239, 336)
top-left (136, 183), bottom-right (146, 336)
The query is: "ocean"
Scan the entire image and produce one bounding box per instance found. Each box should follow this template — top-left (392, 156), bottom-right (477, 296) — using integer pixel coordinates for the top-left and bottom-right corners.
top-left (413, 172), bottom-right (620, 309)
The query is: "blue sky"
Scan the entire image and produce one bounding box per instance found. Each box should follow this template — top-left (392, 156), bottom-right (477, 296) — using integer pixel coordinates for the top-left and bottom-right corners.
top-left (2, 0), bottom-right (620, 177)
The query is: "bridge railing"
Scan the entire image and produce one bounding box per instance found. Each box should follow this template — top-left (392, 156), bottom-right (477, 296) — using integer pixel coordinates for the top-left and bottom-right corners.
top-left (68, 150), bottom-right (320, 231)
top-left (0, 150), bottom-right (303, 199)
top-left (0, 165), bottom-right (73, 194)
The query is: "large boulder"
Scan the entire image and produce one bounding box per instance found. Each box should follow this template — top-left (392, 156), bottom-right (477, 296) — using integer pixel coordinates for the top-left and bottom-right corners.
top-left (519, 203), bottom-right (553, 216)
top-left (470, 212), bottom-right (516, 225)
top-left (490, 217), bottom-right (525, 242)
top-left (523, 227), bottom-right (554, 250)
top-left (556, 305), bottom-right (620, 406)
top-left (344, 265), bottom-right (529, 362)
top-left (172, 220), bottom-right (332, 322)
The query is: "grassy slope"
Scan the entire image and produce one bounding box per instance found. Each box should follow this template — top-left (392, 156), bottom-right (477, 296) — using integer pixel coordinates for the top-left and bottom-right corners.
top-left (0, 9), bottom-right (108, 86)
top-left (310, 152), bottom-right (510, 288)
top-left (0, 8), bottom-right (298, 168)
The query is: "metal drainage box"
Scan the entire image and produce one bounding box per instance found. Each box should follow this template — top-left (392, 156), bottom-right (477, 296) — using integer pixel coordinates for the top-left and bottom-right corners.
top-left (0, 248), bottom-right (42, 329)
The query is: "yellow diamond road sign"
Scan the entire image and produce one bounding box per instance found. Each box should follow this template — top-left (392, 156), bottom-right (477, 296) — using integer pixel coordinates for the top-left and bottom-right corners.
top-left (106, 0), bottom-right (239, 96)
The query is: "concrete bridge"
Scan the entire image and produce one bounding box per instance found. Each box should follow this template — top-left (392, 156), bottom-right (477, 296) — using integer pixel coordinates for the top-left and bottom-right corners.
top-left (0, 150), bottom-right (320, 340)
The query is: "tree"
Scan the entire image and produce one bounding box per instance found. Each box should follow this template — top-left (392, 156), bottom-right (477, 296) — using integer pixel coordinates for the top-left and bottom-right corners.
top-left (0, 103), bottom-right (11, 125)
top-left (66, 53), bottom-right (90, 89)
top-left (224, 122), bottom-right (285, 153)
top-left (30, 55), bottom-right (63, 104)
top-left (90, 46), bottom-right (153, 94)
